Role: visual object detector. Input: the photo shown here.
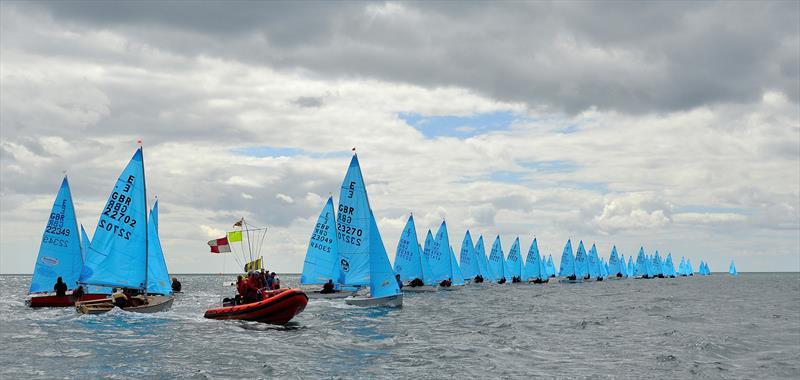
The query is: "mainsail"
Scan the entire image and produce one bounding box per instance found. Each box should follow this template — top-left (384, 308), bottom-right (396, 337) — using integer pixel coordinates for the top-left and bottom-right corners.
top-left (449, 246), bottom-right (466, 285)
top-left (30, 177), bottom-right (83, 294)
top-left (429, 221), bottom-right (453, 281)
top-left (608, 246), bottom-right (621, 277)
top-left (558, 239), bottom-right (576, 277)
top-left (301, 197), bottom-right (342, 285)
top-left (366, 210), bottom-right (400, 298)
top-left (523, 238), bottom-right (544, 281)
top-left (729, 259), bottom-right (737, 275)
top-left (335, 155), bottom-right (372, 286)
top-left (80, 148), bottom-right (148, 290)
top-left (663, 253), bottom-right (676, 277)
top-left (505, 237), bottom-right (524, 279)
top-left (547, 255), bottom-right (556, 277)
top-left (587, 243), bottom-right (601, 279)
top-left (459, 231), bottom-right (480, 280)
top-left (392, 214), bottom-right (429, 283)
top-left (488, 236), bottom-right (508, 282)
top-left (574, 241), bottom-right (589, 279)
top-left (634, 247), bottom-right (647, 277)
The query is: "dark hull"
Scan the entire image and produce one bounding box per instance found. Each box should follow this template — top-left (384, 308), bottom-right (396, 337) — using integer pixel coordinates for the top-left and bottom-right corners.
top-left (27, 293), bottom-right (108, 308)
top-left (204, 288), bottom-right (308, 325)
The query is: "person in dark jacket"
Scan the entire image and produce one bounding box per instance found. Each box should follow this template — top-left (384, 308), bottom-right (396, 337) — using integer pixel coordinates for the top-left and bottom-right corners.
top-left (171, 277), bottom-right (182, 292)
top-left (395, 274), bottom-right (403, 290)
top-left (320, 279), bottom-right (335, 294)
top-left (53, 277), bottom-right (68, 297)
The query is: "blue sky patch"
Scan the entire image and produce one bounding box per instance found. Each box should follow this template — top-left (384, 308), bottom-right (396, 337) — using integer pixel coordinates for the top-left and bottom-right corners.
top-left (232, 146), bottom-right (351, 159)
top-left (519, 160), bottom-right (578, 173)
top-left (399, 110), bottom-right (527, 139)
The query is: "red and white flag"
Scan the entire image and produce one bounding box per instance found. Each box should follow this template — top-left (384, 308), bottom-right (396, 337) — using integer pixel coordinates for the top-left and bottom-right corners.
top-left (208, 236), bottom-right (231, 254)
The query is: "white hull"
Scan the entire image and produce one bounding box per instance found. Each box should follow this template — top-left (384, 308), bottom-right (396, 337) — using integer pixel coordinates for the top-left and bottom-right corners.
top-left (307, 290), bottom-right (357, 299)
top-left (76, 295), bottom-right (174, 315)
top-left (402, 285), bottom-right (437, 292)
top-left (345, 293), bottom-right (403, 308)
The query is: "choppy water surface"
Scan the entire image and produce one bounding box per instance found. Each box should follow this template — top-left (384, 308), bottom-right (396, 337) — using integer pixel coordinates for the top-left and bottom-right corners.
top-left (1, 273), bottom-right (798, 379)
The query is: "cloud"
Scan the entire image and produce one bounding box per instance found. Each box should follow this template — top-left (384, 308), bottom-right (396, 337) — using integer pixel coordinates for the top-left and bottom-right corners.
top-left (275, 193), bottom-right (294, 204)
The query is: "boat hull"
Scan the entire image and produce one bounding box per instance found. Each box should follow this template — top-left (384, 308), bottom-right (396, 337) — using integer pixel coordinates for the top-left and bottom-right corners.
top-left (559, 278), bottom-right (584, 284)
top-left (527, 279), bottom-right (550, 284)
top-left (402, 285), bottom-right (438, 292)
top-left (439, 284), bottom-right (465, 291)
top-left (26, 293), bottom-right (107, 308)
top-left (345, 293), bottom-right (403, 308)
top-left (76, 295), bottom-right (175, 315)
top-left (204, 288), bottom-right (308, 325)
top-left (307, 290), bottom-right (357, 299)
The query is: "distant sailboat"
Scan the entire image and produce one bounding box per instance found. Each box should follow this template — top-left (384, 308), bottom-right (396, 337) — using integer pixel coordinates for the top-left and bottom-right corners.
top-left (473, 235), bottom-right (496, 282)
top-left (704, 261), bottom-right (712, 275)
top-left (587, 243), bottom-right (602, 281)
top-left (634, 247), bottom-right (648, 279)
top-left (574, 241), bottom-right (589, 280)
top-left (394, 214), bottom-right (436, 292)
top-left (663, 253), bottom-right (677, 278)
top-left (488, 236), bottom-right (509, 284)
top-left (459, 231), bottom-right (482, 284)
top-left (686, 258), bottom-right (695, 276)
top-left (77, 147), bottom-right (175, 314)
top-left (652, 251), bottom-right (664, 278)
top-left (336, 154), bottom-right (401, 307)
top-left (558, 239), bottom-right (582, 283)
top-left (26, 177), bottom-right (109, 307)
top-left (523, 238), bottom-right (548, 283)
top-left (505, 237), bottom-right (525, 283)
top-left (547, 255), bottom-right (556, 278)
top-left (301, 197), bottom-right (355, 299)
top-left (728, 259), bottom-right (737, 275)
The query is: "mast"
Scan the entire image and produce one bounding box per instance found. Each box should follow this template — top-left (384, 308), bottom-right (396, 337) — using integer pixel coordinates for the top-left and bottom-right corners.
top-left (141, 144), bottom-right (149, 294)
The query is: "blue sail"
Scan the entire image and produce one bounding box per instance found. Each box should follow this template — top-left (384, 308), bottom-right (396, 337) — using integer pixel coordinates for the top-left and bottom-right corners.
top-left (146, 201), bottom-right (172, 295)
top-left (600, 259), bottom-right (609, 278)
top-left (301, 197), bottom-right (342, 284)
top-left (729, 259), bottom-right (737, 275)
top-left (79, 225), bottom-right (112, 295)
top-left (664, 253), bottom-right (676, 277)
top-left (587, 243), bottom-right (601, 278)
top-left (547, 255), bottom-right (556, 277)
top-left (558, 239), bottom-right (576, 277)
top-left (704, 261), bottom-right (712, 275)
top-left (30, 177), bottom-right (83, 293)
top-left (608, 246), bottom-right (620, 276)
top-left (429, 221), bottom-right (453, 281)
top-left (392, 214), bottom-right (421, 281)
top-left (449, 246), bottom-right (466, 285)
top-left (678, 256), bottom-right (687, 276)
top-left (634, 247), bottom-right (647, 277)
top-left (80, 149), bottom-right (148, 290)
top-left (474, 235), bottom-right (496, 281)
top-left (617, 253), bottom-right (626, 277)
top-left (366, 210), bottom-right (400, 298)
top-left (459, 231), bottom-right (480, 280)
top-left (420, 230), bottom-right (437, 285)
top-left (687, 258), bottom-right (695, 275)
top-left (488, 236), bottom-right (508, 281)
top-left (523, 238), bottom-right (543, 281)
top-left (627, 256), bottom-right (635, 277)
top-left (505, 237), bottom-right (524, 279)
top-left (574, 241), bottom-right (589, 278)
top-left (335, 154), bottom-right (372, 286)
top-left (652, 251), bottom-right (664, 276)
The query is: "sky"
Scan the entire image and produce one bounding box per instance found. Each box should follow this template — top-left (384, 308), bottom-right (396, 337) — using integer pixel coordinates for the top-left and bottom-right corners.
top-left (1, 1), bottom-right (798, 274)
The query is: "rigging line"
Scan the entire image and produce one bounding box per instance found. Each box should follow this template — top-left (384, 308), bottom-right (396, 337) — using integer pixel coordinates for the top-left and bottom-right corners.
top-left (256, 226), bottom-right (268, 264)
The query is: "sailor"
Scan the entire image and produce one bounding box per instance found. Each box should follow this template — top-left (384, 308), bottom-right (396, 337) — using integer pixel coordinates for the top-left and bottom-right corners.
top-left (53, 277), bottom-right (68, 297)
top-left (112, 288), bottom-right (128, 308)
top-left (497, 277), bottom-right (506, 284)
top-left (73, 285), bottom-right (85, 299)
top-left (171, 277), bottom-right (182, 292)
top-left (395, 274), bottom-right (403, 290)
top-left (271, 273), bottom-right (280, 289)
top-left (320, 279), bottom-right (335, 294)
top-left (242, 278), bottom-right (261, 304)
top-left (567, 274), bottom-right (576, 281)
top-left (409, 278), bottom-right (424, 287)
top-left (439, 278), bottom-right (452, 287)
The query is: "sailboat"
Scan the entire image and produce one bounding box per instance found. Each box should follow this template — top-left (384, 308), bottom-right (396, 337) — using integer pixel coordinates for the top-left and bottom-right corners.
top-left (652, 251), bottom-right (665, 278)
top-left (574, 241), bottom-right (590, 281)
top-left (447, 245), bottom-right (466, 288)
top-left (633, 247), bottom-right (648, 279)
top-left (523, 238), bottom-right (548, 284)
top-left (686, 258), bottom-right (695, 276)
top-left (301, 197), bottom-right (356, 299)
top-left (587, 243), bottom-right (603, 281)
top-left (76, 148), bottom-right (175, 314)
top-left (663, 253), bottom-right (677, 278)
top-left (704, 261), bottom-right (712, 275)
top-left (338, 154), bottom-right (402, 308)
top-left (558, 239), bottom-right (581, 283)
top-left (505, 237), bottom-right (525, 283)
top-left (607, 246), bottom-right (623, 279)
top-left (728, 259), bottom-right (737, 275)
top-left (547, 255), bottom-right (556, 278)
top-left (26, 177), bottom-right (109, 307)
top-left (474, 235), bottom-right (496, 282)
top-left (459, 231), bottom-right (482, 284)
top-left (393, 214), bottom-right (436, 292)
top-left (488, 236), bottom-right (509, 284)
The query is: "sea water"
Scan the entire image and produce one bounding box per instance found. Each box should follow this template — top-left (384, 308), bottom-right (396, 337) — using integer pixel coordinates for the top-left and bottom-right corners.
top-left (1, 273), bottom-right (798, 378)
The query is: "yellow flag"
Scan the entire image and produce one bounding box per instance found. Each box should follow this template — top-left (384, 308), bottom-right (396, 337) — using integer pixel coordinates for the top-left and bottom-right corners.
top-left (244, 257), bottom-right (263, 272)
top-left (227, 230), bottom-right (243, 243)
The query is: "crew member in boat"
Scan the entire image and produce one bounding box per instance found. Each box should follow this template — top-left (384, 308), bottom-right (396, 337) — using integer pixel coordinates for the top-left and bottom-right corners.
top-left (566, 274), bottom-right (577, 281)
top-left (241, 276), bottom-right (261, 304)
top-left (53, 277), bottom-right (68, 297)
top-left (439, 278), bottom-right (452, 287)
top-left (473, 275), bottom-right (484, 283)
top-left (171, 277), bottom-right (182, 292)
top-left (270, 272), bottom-right (280, 289)
top-left (320, 279), bottom-right (335, 294)
top-left (409, 278), bottom-right (424, 287)
top-left (265, 272), bottom-right (274, 289)
top-left (511, 276), bottom-right (521, 283)
top-left (112, 288), bottom-right (128, 307)
top-left (73, 285), bottom-right (85, 299)
top-left (395, 274), bottom-right (403, 290)
top-left (497, 277), bottom-right (506, 284)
